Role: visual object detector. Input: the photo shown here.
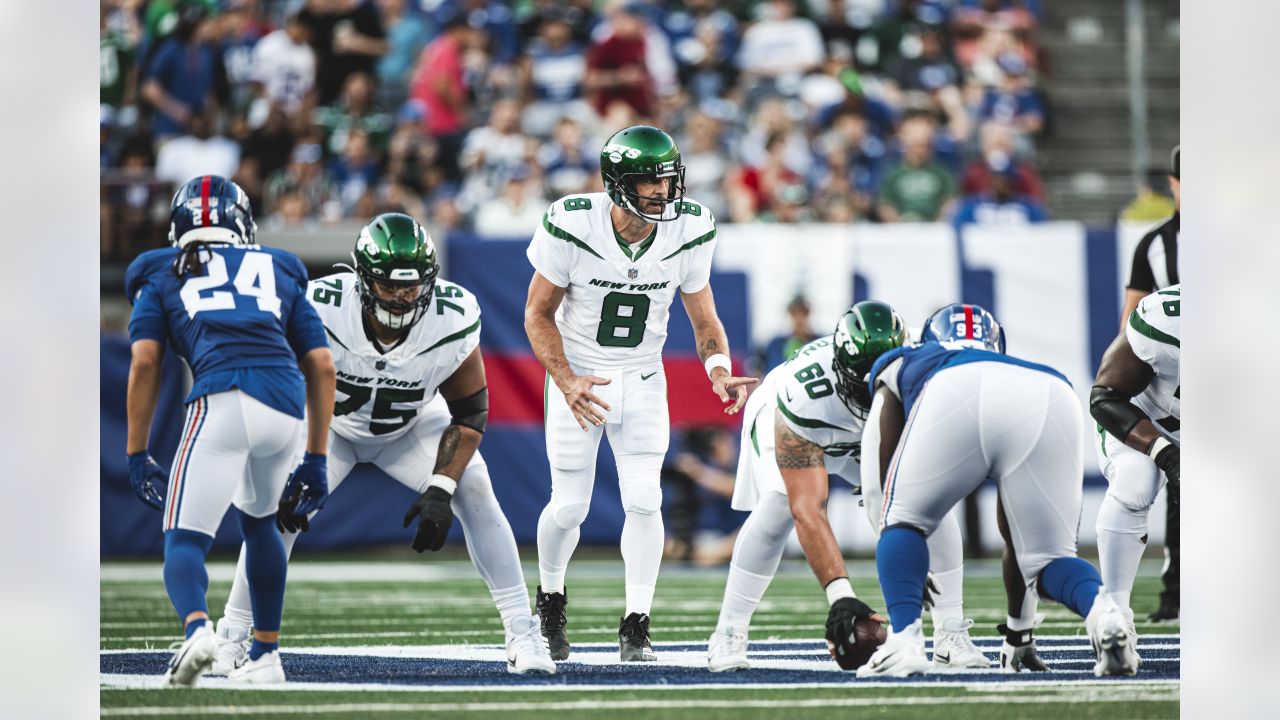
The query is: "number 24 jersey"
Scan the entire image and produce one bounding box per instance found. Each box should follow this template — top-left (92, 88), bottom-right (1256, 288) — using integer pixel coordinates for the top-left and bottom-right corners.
top-left (526, 192), bottom-right (717, 370)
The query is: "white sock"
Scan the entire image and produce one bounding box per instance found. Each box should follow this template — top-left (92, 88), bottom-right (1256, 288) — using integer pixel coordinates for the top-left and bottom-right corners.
top-left (929, 566), bottom-right (965, 631)
top-left (1096, 495), bottom-right (1148, 610)
top-left (451, 468), bottom-right (531, 631)
top-left (716, 492), bottom-right (792, 629)
top-left (490, 584), bottom-right (533, 634)
top-left (718, 563), bottom-right (775, 629)
top-left (621, 509), bottom-right (663, 615)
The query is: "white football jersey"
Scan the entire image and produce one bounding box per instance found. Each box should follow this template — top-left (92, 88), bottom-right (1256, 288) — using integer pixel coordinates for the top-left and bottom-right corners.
top-left (1126, 284), bottom-right (1180, 439)
top-left (308, 272), bottom-right (482, 442)
top-left (526, 192), bottom-right (717, 370)
top-left (772, 336), bottom-right (866, 485)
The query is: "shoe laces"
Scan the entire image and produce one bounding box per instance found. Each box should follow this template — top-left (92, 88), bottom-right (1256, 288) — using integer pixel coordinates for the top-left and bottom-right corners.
top-left (538, 593), bottom-right (567, 632)
top-left (713, 626), bottom-right (747, 655)
top-left (511, 617), bottom-right (551, 655)
top-left (620, 613), bottom-right (651, 646)
top-left (937, 618), bottom-right (980, 654)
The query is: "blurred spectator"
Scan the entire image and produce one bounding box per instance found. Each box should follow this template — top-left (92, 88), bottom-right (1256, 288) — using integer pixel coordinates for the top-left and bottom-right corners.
top-left (245, 5), bottom-right (315, 128)
top-left (314, 72), bottom-right (393, 158)
top-left (950, 154), bottom-right (1047, 228)
top-left (662, 427), bottom-right (742, 566)
top-left (813, 107), bottom-right (886, 216)
top-left (538, 118), bottom-right (599, 200)
top-left (141, 2), bottom-right (220, 143)
top-left (951, 0), bottom-right (1039, 73)
top-left (738, 98), bottom-right (813, 178)
top-left (736, 0), bottom-right (825, 99)
top-left (817, 67), bottom-right (900, 140)
top-left (154, 109), bottom-right (241, 184)
top-left (329, 128), bottom-right (381, 216)
top-left (761, 295), bottom-right (819, 371)
top-left (410, 15), bottom-right (475, 179)
top-left (727, 131), bottom-right (806, 223)
top-left (457, 98), bottom-right (535, 212)
top-left (1120, 167), bottom-right (1177, 223)
top-left (306, 0), bottom-right (388, 106)
top-left (474, 166), bottom-right (545, 238)
top-left (520, 8), bottom-right (592, 138)
top-left (385, 103), bottom-right (442, 197)
top-left (960, 121), bottom-right (1044, 201)
top-left (876, 113), bottom-right (956, 222)
top-left (375, 0), bottom-right (431, 107)
top-left (865, 0), bottom-right (949, 74)
top-left (518, 0), bottom-right (595, 46)
top-left (759, 182), bottom-right (814, 223)
top-left (217, 0), bottom-right (267, 117)
top-left (817, 0), bottom-right (873, 63)
top-left (263, 137), bottom-right (339, 227)
top-left (459, 0), bottom-right (521, 66)
top-left (677, 111), bottom-right (730, 220)
top-left (668, 0), bottom-right (739, 103)
top-left (977, 52), bottom-right (1044, 143)
top-left (101, 3), bottom-right (139, 113)
top-left (235, 104), bottom-right (298, 208)
top-left (585, 3), bottom-right (655, 120)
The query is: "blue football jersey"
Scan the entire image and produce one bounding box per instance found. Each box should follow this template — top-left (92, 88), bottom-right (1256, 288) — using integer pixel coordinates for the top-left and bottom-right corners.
top-left (125, 245), bottom-right (329, 419)
top-left (869, 343), bottom-right (1070, 419)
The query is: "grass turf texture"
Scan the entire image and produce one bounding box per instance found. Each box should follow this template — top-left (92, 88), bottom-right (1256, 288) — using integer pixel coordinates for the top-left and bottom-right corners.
top-left (101, 556), bottom-right (1178, 719)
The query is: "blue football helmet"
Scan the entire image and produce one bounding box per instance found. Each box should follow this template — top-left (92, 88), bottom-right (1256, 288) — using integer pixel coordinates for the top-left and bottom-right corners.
top-left (167, 175), bottom-right (256, 248)
top-left (921, 303), bottom-right (1006, 353)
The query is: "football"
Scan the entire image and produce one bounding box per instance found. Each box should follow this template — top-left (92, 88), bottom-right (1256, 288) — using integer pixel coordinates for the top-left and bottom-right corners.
top-left (847, 617), bottom-right (889, 670)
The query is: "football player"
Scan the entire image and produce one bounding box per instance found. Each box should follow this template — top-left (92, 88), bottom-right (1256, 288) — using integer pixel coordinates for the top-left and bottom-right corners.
top-left (707, 301), bottom-right (991, 672)
top-left (125, 175), bottom-right (336, 685)
top-left (1090, 285), bottom-right (1181, 660)
top-left (855, 304), bottom-right (1138, 678)
top-left (525, 125), bottom-right (758, 662)
top-left (213, 213), bottom-right (556, 675)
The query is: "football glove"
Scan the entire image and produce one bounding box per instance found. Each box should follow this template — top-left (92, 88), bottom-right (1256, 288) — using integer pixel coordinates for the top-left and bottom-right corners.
top-left (997, 621), bottom-right (1050, 672)
top-left (1152, 442), bottom-right (1180, 497)
top-left (277, 452), bottom-right (328, 533)
top-left (403, 486), bottom-right (454, 552)
top-left (922, 572), bottom-right (940, 612)
top-left (127, 451), bottom-right (168, 512)
top-left (825, 597), bottom-right (878, 670)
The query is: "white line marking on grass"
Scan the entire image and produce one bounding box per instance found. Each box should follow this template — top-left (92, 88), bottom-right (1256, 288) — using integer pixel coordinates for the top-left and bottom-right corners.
top-left (99, 690), bottom-right (1179, 716)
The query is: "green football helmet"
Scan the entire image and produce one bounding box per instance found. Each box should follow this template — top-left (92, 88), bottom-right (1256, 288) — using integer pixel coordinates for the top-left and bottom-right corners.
top-left (351, 213), bottom-right (440, 331)
top-left (832, 300), bottom-right (908, 412)
top-left (600, 125), bottom-right (687, 222)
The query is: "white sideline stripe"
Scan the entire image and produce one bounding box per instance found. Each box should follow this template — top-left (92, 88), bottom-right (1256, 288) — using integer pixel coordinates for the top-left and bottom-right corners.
top-left (99, 691), bottom-right (1178, 716)
top-left (99, 673), bottom-right (1181, 694)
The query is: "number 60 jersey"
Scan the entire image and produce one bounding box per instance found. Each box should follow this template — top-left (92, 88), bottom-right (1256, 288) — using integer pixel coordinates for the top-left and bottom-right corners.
top-left (309, 272), bottom-right (482, 442)
top-left (527, 192), bottom-right (717, 370)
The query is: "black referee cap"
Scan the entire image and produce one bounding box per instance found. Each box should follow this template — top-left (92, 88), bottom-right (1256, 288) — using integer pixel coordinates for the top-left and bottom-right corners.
top-left (1170, 145), bottom-right (1179, 179)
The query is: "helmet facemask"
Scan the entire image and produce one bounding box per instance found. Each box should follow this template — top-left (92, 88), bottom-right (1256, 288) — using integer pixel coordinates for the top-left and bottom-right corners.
top-left (613, 164), bottom-right (687, 222)
top-left (356, 266), bottom-right (437, 332)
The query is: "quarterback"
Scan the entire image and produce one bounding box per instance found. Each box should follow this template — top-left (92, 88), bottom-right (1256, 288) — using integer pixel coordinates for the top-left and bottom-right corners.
top-left (1090, 285), bottom-right (1181, 667)
top-left (707, 301), bottom-right (990, 673)
top-left (524, 125), bottom-right (757, 662)
top-left (213, 213), bottom-right (554, 675)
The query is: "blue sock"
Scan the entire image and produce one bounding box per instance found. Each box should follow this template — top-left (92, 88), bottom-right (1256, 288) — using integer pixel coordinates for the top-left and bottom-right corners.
top-left (876, 526), bottom-right (930, 632)
top-left (1039, 557), bottom-right (1103, 618)
top-left (236, 509), bottom-right (288, 636)
top-left (163, 529), bottom-right (214, 630)
top-left (184, 617), bottom-right (208, 638)
top-left (248, 639), bottom-right (279, 661)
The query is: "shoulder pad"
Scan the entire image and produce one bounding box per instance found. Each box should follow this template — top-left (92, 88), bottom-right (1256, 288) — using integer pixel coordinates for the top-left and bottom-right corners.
top-left (124, 248), bottom-right (178, 303)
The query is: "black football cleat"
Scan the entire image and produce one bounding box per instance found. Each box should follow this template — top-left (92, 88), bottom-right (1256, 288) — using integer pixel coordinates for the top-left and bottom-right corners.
top-left (536, 586), bottom-right (570, 661)
top-left (1148, 600), bottom-right (1179, 623)
top-left (619, 612), bottom-right (657, 662)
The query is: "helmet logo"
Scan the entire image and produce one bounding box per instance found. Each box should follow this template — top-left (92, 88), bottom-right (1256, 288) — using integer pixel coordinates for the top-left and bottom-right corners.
top-left (603, 143), bottom-right (642, 161)
top-left (357, 227), bottom-right (379, 256)
top-left (390, 268), bottom-right (420, 280)
top-left (835, 321), bottom-right (856, 354)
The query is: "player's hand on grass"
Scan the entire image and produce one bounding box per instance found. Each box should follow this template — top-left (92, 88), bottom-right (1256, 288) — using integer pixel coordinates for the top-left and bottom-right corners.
top-left (403, 486), bottom-right (454, 552)
top-left (277, 452), bottom-right (328, 533)
top-left (825, 597), bottom-right (886, 670)
top-left (127, 451), bottom-right (169, 511)
top-left (561, 373), bottom-right (612, 430)
top-left (710, 371), bottom-right (758, 415)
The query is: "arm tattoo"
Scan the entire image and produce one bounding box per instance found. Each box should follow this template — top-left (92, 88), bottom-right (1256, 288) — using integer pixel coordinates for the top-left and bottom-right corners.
top-left (432, 425), bottom-right (462, 474)
top-left (698, 338), bottom-right (718, 362)
top-left (776, 423), bottom-right (825, 469)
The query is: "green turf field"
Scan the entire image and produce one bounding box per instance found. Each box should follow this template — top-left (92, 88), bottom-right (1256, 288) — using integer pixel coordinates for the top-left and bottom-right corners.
top-left (100, 555), bottom-right (1179, 719)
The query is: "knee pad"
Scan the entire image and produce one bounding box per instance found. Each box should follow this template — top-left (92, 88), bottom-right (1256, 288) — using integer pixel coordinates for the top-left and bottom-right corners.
top-left (1096, 493), bottom-right (1150, 535)
top-left (620, 479), bottom-right (662, 515)
top-left (616, 453), bottom-right (663, 515)
top-left (551, 501), bottom-right (591, 530)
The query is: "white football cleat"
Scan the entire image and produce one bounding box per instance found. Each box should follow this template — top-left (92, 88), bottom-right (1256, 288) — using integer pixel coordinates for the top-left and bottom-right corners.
top-left (163, 624), bottom-right (217, 687)
top-left (506, 614), bottom-right (557, 674)
top-left (707, 625), bottom-right (750, 672)
top-left (209, 619), bottom-right (249, 675)
top-left (1086, 591), bottom-right (1140, 677)
top-left (931, 617), bottom-right (992, 669)
top-left (856, 619), bottom-right (930, 678)
top-left (226, 649), bottom-right (286, 684)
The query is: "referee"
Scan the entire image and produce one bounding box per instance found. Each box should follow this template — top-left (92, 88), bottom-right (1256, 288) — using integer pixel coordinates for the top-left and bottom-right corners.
top-left (1120, 144), bottom-right (1179, 622)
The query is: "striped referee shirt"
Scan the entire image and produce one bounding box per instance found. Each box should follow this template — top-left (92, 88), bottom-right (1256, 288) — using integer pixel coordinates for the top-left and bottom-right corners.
top-left (1128, 212), bottom-right (1179, 292)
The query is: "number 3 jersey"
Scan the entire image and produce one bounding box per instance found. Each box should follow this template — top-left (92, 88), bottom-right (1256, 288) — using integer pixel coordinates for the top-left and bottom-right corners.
top-left (772, 336), bottom-right (867, 484)
top-left (310, 272), bottom-right (482, 442)
top-left (126, 245), bottom-right (328, 419)
top-left (526, 192), bottom-right (717, 370)
top-left (1126, 284), bottom-right (1180, 440)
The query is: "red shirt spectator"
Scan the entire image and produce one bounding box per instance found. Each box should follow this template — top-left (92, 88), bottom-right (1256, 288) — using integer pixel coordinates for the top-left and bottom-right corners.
top-left (584, 6), bottom-right (652, 118)
top-left (960, 154), bottom-right (1044, 201)
top-left (410, 23), bottom-right (468, 137)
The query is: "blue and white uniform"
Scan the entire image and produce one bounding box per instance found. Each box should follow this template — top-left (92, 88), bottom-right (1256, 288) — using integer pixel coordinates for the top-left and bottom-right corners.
top-left (864, 343), bottom-right (1083, 584)
top-left (126, 244), bottom-right (328, 534)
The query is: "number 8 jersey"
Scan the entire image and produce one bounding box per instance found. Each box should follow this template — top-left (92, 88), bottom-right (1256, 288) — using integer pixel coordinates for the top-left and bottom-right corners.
top-left (310, 272), bottom-right (482, 442)
top-left (527, 192), bottom-right (717, 370)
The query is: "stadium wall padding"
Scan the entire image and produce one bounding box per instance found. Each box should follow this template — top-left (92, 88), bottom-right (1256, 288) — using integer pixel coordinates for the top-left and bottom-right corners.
top-left (101, 222), bottom-right (1130, 557)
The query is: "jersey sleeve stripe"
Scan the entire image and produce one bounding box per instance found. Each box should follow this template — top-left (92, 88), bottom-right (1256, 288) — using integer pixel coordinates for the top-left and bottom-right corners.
top-left (323, 326), bottom-right (351, 351)
top-left (776, 395), bottom-right (844, 431)
top-left (750, 417), bottom-right (760, 456)
top-left (419, 317), bottom-right (482, 354)
top-left (542, 213), bottom-right (604, 260)
top-left (660, 227), bottom-right (716, 261)
top-left (1128, 309), bottom-right (1180, 347)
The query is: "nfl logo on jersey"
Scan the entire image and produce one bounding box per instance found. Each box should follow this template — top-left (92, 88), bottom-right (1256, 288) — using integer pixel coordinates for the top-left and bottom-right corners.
top-left (628, 268), bottom-right (639, 280)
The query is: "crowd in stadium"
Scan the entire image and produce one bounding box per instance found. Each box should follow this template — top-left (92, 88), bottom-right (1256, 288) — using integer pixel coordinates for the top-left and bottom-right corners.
top-left (101, 0), bottom-right (1052, 259)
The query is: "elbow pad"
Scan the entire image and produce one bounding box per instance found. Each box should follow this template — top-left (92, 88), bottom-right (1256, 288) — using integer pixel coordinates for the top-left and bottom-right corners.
top-left (446, 387), bottom-right (489, 434)
top-left (1089, 384), bottom-right (1148, 441)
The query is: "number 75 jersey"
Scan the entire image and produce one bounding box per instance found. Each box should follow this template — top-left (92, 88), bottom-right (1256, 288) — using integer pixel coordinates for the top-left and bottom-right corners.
top-left (527, 192), bottom-right (717, 370)
top-left (309, 272), bottom-right (482, 442)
